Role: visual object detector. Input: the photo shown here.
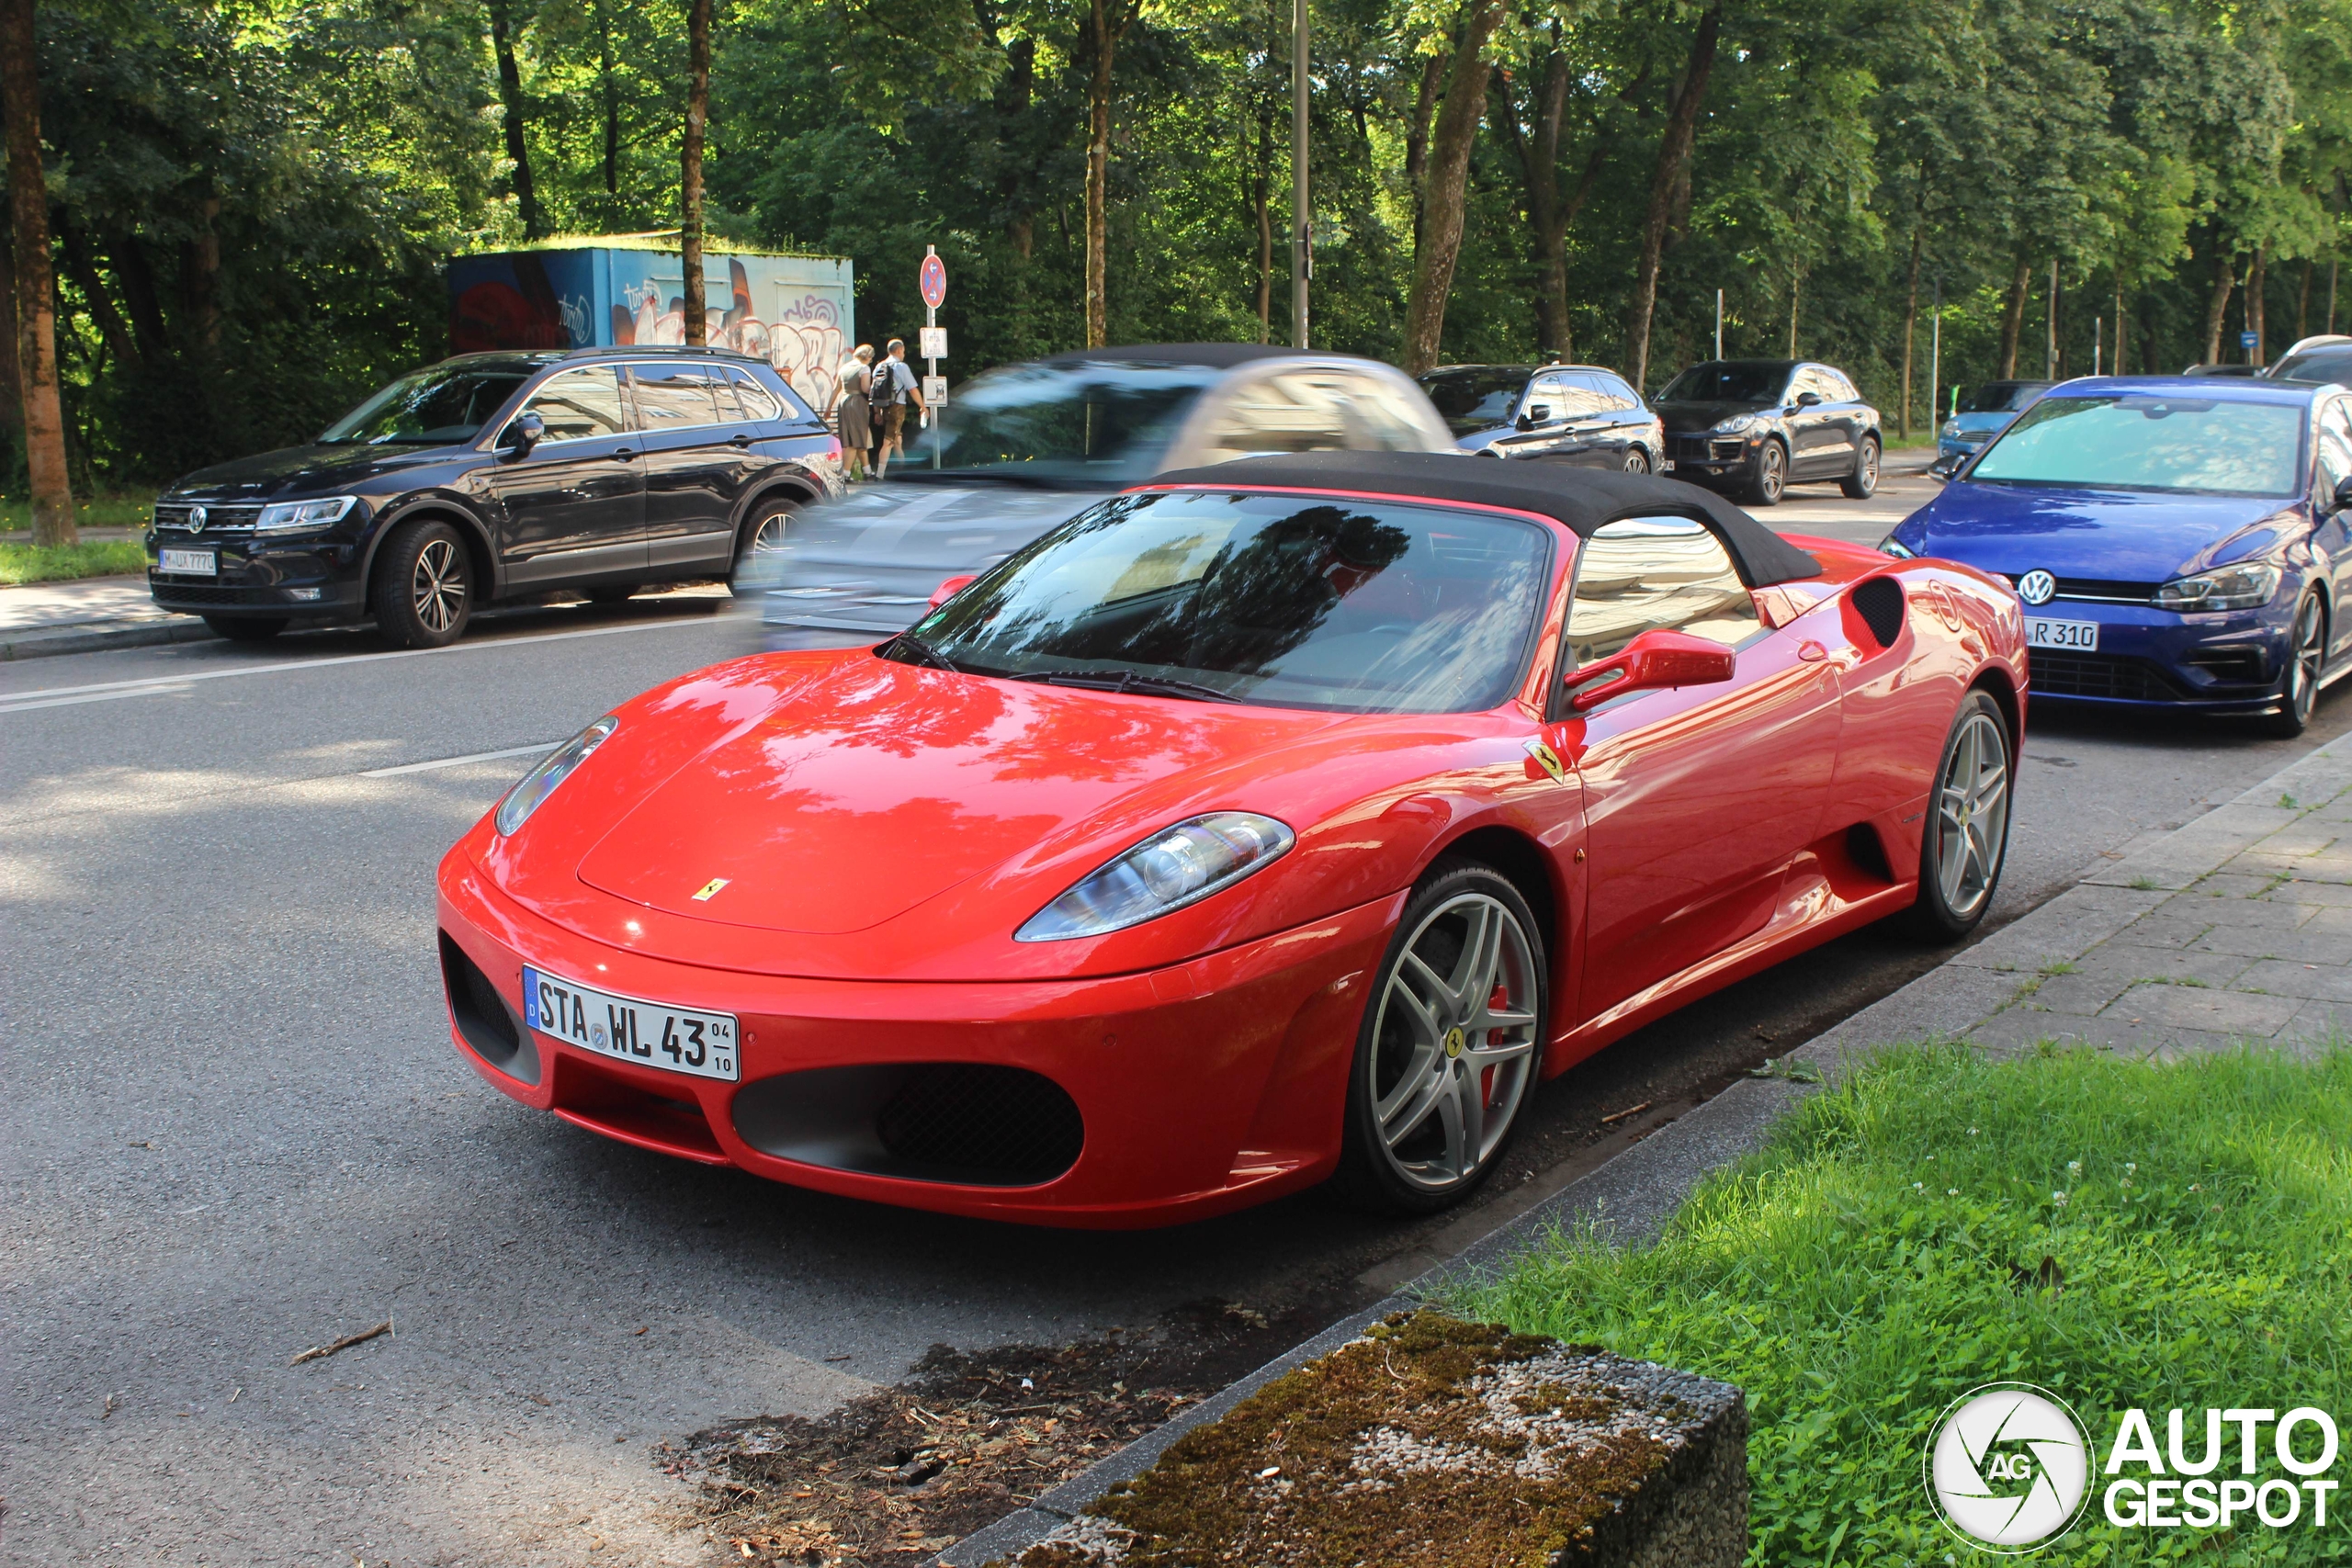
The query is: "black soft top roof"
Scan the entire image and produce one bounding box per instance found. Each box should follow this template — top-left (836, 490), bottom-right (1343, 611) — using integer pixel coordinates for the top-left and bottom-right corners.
top-left (1147, 449), bottom-right (1824, 587)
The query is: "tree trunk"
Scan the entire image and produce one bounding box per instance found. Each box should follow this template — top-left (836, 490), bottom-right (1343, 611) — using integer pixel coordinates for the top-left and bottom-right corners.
top-left (680, 0), bottom-right (711, 346)
top-left (56, 218), bottom-right (141, 371)
top-left (487, 0), bottom-right (543, 241)
top-left (597, 0), bottom-right (621, 197)
top-left (1404, 51), bottom-right (1444, 252)
top-left (1251, 107), bottom-right (1272, 342)
top-left (1787, 267), bottom-right (1799, 357)
top-left (2112, 273), bottom-right (2124, 377)
top-left (181, 193), bottom-right (220, 351)
top-left (2201, 243), bottom-right (2234, 366)
top-left (2, 0), bottom-right (74, 546)
top-left (0, 212), bottom-right (19, 440)
top-left (2245, 243), bottom-right (2265, 364)
top-left (1625, 2), bottom-right (1721, 393)
top-left (2332, 258), bottom-right (2340, 335)
top-left (1082, 0), bottom-right (1138, 348)
top-left (1899, 221), bottom-right (1920, 439)
top-left (2299, 258), bottom-right (2312, 341)
top-left (1996, 254), bottom-right (2030, 378)
top-left (1400, 0), bottom-right (1504, 376)
top-left (1498, 37), bottom-right (1574, 359)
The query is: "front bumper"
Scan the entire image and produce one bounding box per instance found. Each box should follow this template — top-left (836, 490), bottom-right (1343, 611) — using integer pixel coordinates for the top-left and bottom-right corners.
top-left (2020, 598), bottom-right (2295, 713)
top-left (1661, 433), bottom-right (1762, 485)
top-left (436, 852), bottom-right (1401, 1228)
top-left (148, 532), bottom-right (366, 618)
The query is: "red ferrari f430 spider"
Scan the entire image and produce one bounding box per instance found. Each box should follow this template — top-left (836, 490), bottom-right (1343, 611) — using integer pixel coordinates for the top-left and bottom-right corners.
top-left (436, 450), bottom-right (2025, 1226)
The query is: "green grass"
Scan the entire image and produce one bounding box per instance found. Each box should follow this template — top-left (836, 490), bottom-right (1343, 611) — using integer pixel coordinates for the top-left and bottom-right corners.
top-left (1467, 1044), bottom-right (2352, 1565)
top-left (0, 540), bottom-right (148, 584)
top-left (0, 492), bottom-right (154, 533)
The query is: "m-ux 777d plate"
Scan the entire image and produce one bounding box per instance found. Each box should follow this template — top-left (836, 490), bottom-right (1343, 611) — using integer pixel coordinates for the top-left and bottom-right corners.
top-left (2025, 617), bottom-right (2098, 651)
top-left (522, 966), bottom-right (740, 1082)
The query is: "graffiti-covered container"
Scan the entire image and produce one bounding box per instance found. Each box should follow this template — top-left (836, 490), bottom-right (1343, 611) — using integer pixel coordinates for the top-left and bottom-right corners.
top-left (447, 243), bottom-right (857, 413)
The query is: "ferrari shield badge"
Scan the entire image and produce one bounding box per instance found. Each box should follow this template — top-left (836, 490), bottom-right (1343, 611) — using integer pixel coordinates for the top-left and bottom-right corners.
top-left (1523, 739), bottom-right (1567, 783)
top-left (691, 878), bottom-right (730, 902)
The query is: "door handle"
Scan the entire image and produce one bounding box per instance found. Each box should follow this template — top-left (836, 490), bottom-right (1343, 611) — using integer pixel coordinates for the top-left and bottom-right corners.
top-left (611, 448), bottom-right (636, 460)
top-left (729, 433), bottom-right (752, 447)
top-left (1797, 640), bottom-right (1828, 662)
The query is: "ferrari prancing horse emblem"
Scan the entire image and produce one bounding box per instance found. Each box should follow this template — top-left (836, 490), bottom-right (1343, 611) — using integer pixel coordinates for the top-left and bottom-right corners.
top-left (691, 878), bottom-right (730, 902)
top-left (1523, 739), bottom-right (1567, 783)
top-left (1443, 1026), bottom-right (1467, 1059)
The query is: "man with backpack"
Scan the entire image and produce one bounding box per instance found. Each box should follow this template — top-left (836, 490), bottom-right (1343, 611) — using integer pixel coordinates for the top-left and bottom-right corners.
top-left (871, 338), bottom-right (927, 479)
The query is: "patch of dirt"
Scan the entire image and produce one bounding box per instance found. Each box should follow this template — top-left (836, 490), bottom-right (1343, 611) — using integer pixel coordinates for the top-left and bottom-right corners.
top-left (674, 1301), bottom-right (1311, 1564)
top-left (1016, 1313), bottom-right (1687, 1568)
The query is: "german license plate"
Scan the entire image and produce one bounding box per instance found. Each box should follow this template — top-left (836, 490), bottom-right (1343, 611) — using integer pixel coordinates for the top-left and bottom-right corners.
top-left (1660, 460), bottom-right (1677, 471)
top-left (159, 547), bottom-right (216, 575)
top-left (2026, 617), bottom-right (2098, 651)
top-left (522, 965), bottom-right (740, 1082)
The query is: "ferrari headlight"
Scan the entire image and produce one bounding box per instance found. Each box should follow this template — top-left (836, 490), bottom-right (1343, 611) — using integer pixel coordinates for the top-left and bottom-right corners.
top-left (2153, 561), bottom-right (2281, 613)
top-left (495, 716), bottom-right (618, 836)
top-left (1712, 413), bottom-right (1758, 434)
top-left (1016, 811), bottom-right (1295, 942)
top-left (254, 495), bottom-right (358, 534)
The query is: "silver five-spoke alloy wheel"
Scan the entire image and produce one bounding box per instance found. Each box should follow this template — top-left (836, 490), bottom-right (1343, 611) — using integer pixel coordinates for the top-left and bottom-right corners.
top-left (1932, 708), bottom-right (2009, 919)
top-left (412, 537), bottom-right (466, 637)
top-left (1367, 891), bottom-right (1540, 1194)
top-left (2284, 592), bottom-right (2324, 728)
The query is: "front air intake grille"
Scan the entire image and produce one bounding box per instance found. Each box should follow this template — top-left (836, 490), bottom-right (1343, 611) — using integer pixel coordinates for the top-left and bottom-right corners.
top-left (2029, 651), bottom-right (2184, 702)
top-left (875, 1065), bottom-right (1084, 1184)
top-left (1849, 576), bottom-right (1906, 649)
top-left (2183, 647), bottom-right (2269, 683)
top-left (149, 581), bottom-right (266, 606)
top-left (2052, 577), bottom-right (2158, 605)
top-left (153, 503), bottom-right (263, 533)
top-left (439, 931), bottom-right (537, 1082)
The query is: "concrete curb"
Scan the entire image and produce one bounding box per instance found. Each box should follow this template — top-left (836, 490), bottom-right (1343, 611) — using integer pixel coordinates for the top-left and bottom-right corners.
top-left (0, 617), bottom-right (218, 661)
top-left (926, 728), bottom-right (2352, 1567)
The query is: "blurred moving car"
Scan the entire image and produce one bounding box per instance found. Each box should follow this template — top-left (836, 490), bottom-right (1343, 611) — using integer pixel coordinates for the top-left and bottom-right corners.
top-left (1415, 363), bottom-right (1664, 470)
top-left (2269, 335), bottom-right (2352, 383)
top-left (2182, 363), bottom-right (2267, 378)
top-left (438, 450), bottom-right (2024, 1226)
top-left (1931, 379), bottom-right (2052, 477)
top-left (146, 348), bottom-right (840, 648)
top-left (751, 344), bottom-right (1454, 651)
top-left (1651, 360), bottom-right (1883, 505)
top-left (1883, 375), bottom-right (2352, 736)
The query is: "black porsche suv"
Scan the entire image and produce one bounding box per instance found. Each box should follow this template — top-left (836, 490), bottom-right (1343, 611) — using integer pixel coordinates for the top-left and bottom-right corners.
top-left (147, 348), bottom-right (842, 647)
top-left (1651, 359), bottom-right (1881, 505)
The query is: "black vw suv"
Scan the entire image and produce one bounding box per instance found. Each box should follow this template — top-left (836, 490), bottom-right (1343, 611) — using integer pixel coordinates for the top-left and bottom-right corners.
top-left (147, 347), bottom-right (842, 647)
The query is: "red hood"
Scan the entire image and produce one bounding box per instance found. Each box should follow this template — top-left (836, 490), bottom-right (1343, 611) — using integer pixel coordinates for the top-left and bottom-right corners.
top-left (575, 657), bottom-right (1346, 934)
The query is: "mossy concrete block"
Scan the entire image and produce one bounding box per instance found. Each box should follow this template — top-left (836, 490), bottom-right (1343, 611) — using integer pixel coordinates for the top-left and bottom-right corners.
top-left (995, 1313), bottom-right (1746, 1568)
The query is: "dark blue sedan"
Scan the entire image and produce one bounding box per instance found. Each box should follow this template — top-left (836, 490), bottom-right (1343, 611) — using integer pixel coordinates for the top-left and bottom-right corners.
top-left (1882, 375), bottom-right (2352, 736)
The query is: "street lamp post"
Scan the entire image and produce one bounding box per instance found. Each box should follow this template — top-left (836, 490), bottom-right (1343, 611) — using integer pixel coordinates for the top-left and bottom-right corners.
top-left (1292, 0), bottom-right (1309, 348)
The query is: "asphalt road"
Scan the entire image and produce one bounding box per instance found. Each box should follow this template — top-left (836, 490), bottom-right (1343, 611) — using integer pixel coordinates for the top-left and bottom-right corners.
top-left (6, 468), bottom-right (2347, 1566)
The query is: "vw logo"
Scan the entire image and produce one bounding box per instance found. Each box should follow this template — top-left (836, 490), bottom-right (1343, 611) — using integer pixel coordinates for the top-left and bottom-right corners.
top-left (2016, 570), bottom-right (2055, 606)
top-left (187, 505), bottom-right (209, 535)
top-left (1925, 1382), bottom-right (2091, 1552)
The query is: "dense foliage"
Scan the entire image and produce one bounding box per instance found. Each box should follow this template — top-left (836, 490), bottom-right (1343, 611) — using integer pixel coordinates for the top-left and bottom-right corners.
top-left (10, 0), bottom-right (2352, 488)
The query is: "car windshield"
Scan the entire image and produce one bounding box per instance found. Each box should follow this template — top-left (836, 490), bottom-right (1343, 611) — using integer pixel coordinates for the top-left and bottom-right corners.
top-left (1657, 363), bottom-right (1790, 403)
top-left (1418, 367), bottom-right (1534, 435)
top-left (1968, 395), bottom-right (2307, 497)
top-left (912, 360), bottom-right (1219, 484)
top-left (320, 364), bottom-right (531, 445)
top-left (2274, 347), bottom-right (2352, 385)
top-left (898, 490), bottom-right (1553, 714)
top-left (1959, 382), bottom-right (2044, 414)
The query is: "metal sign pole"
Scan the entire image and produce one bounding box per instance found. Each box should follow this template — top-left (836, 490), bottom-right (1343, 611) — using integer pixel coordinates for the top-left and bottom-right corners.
top-left (1714, 289), bottom-right (1723, 360)
top-left (1292, 0), bottom-right (1309, 349)
top-left (1929, 275), bottom-right (1941, 422)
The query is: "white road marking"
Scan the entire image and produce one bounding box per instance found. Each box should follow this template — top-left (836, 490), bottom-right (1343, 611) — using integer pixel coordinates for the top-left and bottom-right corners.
top-left (0, 682), bottom-right (196, 713)
top-left (360, 742), bottom-right (557, 778)
top-left (0, 614), bottom-right (719, 715)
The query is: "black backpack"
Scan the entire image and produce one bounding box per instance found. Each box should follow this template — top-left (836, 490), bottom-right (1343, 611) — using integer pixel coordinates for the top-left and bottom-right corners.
top-left (872, 360), bottom-right (901, 404)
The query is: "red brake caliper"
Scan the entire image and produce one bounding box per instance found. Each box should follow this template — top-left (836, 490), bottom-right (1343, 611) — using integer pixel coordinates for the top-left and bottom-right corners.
top-left (1482, 982), bottom-right (1510, 1106)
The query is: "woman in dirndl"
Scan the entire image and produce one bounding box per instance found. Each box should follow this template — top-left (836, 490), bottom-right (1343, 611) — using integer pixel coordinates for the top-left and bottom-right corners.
top-left (835, 344), bottom-right (876, 480)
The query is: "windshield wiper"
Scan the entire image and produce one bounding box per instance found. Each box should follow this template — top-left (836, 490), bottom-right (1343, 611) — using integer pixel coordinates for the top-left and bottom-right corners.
top-left (887, 632), bottom-right (962, 673)
top-left (1004, 668), bottom-right (1244, 703)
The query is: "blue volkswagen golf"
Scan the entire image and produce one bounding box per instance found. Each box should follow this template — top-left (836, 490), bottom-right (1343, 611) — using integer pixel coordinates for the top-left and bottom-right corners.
top-left (1882, 376), bottom-right (2352, 735)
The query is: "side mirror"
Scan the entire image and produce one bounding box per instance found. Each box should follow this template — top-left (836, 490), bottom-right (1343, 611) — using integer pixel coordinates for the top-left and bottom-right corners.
top-left (1517, 403), bottom-right (1553, 430)
top-left (928, 573), bottom-right (978, 611)
top-left (1563, 628), bottom-right (1737, 712)
top-left (1793, 390), bottom-right (1825, 408)
top-left (500, 411), bottom-right (546, 459)
top-left (2334, 475), bottom-right (2352, 513)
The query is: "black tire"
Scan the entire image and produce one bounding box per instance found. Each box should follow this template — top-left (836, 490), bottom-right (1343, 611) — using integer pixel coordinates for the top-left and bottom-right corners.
top-left (201, 615), bottom-right (288, 642)
top-left (730, 495), bottom-right (799, 583)
top-left (1623, 446), bottom-right (1652, 474)
top-left (370, 518), bottom-right (473, 649)
top-left (1332, 861), bottom-right (1548, 1215)
top-left (1743, 439), bottom-right (1788, 506)
top-left (2258, 591), bottom-right (2326, 738)
top-left (583, 584), bottom-right (639, 604)
top-left (1839, 434), bottom-right (1882, 498)
top-left (1905, 690), bottom-right (2013, 942)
